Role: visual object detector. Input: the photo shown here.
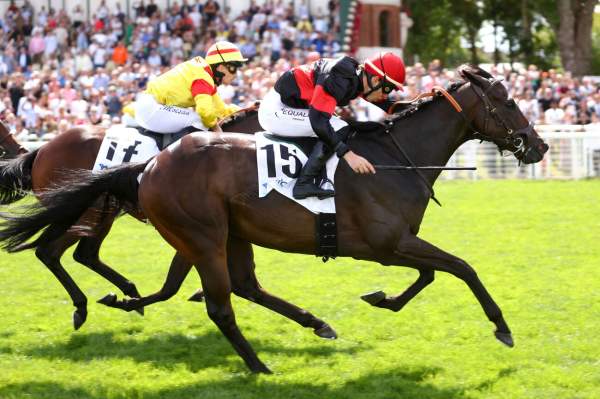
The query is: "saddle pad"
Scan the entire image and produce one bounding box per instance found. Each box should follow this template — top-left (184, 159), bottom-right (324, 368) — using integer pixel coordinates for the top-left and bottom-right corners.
top-left (93, 125), bottom-right (160, 171)
top-left (255, 131), bottom-right (339, 214)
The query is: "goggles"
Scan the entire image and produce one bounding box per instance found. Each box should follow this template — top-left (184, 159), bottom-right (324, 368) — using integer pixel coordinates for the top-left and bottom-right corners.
top-left (381, 80), bottom-right (396, 94)
top-left (224, 62), bottom-right (243, 75)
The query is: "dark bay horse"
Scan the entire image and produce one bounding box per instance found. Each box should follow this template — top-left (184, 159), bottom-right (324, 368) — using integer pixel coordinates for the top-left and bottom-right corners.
top-left (0, 112), bottom-right (261, 329)
top-left (0, 65), bottom-right (548, 373)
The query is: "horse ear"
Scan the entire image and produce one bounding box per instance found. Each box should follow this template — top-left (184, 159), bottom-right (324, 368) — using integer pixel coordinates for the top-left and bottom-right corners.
top-left (460, 67), bottom-right (491, 89)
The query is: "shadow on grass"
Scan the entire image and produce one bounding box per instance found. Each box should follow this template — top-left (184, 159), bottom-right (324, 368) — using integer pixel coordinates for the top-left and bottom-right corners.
top-left (0, 368), bottom-right (471, 399)
top-left (23, 329), bottom-right (369, 372)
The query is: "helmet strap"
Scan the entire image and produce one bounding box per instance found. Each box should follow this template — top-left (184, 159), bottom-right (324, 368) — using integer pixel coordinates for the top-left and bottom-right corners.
top-left (211, 64), bottom-right (225, 85)
top-left (362, 69), bottom-right (384, 99)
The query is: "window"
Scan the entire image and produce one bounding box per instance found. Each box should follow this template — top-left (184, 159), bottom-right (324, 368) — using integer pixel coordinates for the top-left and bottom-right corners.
top-left (379, 10), bottom-right (390, 47)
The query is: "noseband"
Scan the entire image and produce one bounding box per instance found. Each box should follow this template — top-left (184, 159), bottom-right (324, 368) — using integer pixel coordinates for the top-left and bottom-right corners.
top-left (467, 79), bottom-right (534, 156)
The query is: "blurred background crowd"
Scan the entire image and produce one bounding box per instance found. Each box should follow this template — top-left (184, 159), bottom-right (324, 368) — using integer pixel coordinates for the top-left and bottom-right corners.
top-left (0, 0), bottom-right (599, 142)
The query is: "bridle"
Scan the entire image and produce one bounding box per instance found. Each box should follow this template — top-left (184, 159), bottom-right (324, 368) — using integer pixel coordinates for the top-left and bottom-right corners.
top-left (381, 75), bottom-right (536, 206)
top-left (466, 78), bottom-right (535, 157)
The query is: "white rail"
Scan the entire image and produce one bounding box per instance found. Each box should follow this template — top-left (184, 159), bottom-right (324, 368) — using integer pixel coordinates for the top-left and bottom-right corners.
top-left (19, 124), bottom-right (600, 180)
top-left (444, 125), bottom-right (600, 180)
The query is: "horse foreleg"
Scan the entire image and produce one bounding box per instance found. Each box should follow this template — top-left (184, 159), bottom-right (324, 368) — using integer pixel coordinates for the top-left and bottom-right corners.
top-left (368, 234), bottom-right (513, 347)
top-left (34, 233), bottom-right (88, 330)
top-left (227, 236), bottom-right (337, 339)
top-left (98, 252), bottom-right (193, 312)
top-left (73, 211), bottom-right (144, 315)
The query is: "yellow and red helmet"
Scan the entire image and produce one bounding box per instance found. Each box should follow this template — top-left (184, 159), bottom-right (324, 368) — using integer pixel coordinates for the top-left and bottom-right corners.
top-left (205, 41), bottom-right (248, 66)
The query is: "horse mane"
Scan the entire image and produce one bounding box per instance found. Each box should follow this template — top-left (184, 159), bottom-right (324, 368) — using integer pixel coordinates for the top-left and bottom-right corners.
top-left (383, 63), bottom-right (493, 126)
top-left (384, 80), bottom-right (465, 125)
top-left (220, 109), bottom-right (258, 130)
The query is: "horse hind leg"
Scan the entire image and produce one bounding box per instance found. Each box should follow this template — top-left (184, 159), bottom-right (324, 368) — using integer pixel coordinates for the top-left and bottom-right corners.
top-left (194, 249), bottom-right (271, 374)
top-left (227, 236), bottom-right (337, 339)
top-left (361, 269), bottom-right (434, 312)
top-left (72, 210), bottom-right (144, 315)
top-left (98, 252), bottom-right (193, 312)
top-left (146, 204), bottom-right (270, 373)
top-left (34, 233), bottom-right (89, 330)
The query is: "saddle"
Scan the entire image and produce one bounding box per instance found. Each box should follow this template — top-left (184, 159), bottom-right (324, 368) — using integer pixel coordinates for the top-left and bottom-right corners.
top-left (136, 125), bottom-right (199, 150)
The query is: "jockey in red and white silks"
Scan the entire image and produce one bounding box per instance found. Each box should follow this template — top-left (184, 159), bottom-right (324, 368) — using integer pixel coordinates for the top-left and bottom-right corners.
top-left (258, 53), bottom-right (406, 199)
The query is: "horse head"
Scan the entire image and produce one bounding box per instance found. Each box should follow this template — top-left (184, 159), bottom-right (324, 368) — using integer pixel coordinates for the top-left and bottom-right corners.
top-left (458, 65), bottom-right (548, 164)
top-left (0, 120), bottom-right (27, 158)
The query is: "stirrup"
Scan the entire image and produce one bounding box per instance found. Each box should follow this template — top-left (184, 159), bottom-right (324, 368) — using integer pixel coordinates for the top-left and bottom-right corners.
top-left (292, 182), bottom-right (335, 200)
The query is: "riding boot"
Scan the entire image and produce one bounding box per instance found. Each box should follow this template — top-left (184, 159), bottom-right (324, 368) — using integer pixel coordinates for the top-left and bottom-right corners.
top-left (293, 141), bottom-right (335, 200)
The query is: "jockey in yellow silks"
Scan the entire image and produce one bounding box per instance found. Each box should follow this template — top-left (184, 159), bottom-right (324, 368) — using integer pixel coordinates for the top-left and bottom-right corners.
top-left (126, 41), bottom-right (247, 134)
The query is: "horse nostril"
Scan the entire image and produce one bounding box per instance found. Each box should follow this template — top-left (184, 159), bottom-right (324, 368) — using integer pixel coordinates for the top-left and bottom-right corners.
top-left (539, 143), bottom-right (549, 153)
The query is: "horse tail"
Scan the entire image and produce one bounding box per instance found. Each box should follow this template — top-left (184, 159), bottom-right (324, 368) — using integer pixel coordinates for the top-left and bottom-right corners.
top-left (0, 161), bottom-right (149, 253)
top-left (0, 149), bottom-right (38, 204)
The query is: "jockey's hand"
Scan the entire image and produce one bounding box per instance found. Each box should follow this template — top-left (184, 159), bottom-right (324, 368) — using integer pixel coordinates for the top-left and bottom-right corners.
top-left (343, 151), bottom-right (376, 174)
top-left (246, 101), bottom-right (260, 112)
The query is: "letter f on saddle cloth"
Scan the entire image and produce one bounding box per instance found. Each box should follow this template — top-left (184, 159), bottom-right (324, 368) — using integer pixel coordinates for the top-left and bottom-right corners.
top-left (258, 52), bottom-right (406, 199)
top-left (125, 41), bottom-right (247, 139)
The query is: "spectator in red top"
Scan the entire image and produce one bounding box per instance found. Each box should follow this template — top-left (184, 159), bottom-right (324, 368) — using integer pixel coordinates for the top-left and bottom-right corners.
top-left (112, 41), bottom-right (128, 66)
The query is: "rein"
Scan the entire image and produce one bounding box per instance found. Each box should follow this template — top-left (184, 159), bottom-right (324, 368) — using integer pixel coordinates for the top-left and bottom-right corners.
top-left (381, 78), bottom-right (532, 206)
top-left (383, 85), bottom-right (470, 207)
top-left (216, 104), bottom-right (258, 129)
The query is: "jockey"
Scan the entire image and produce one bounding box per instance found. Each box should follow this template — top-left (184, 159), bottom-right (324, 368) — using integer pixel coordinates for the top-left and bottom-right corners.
top-left (258, 52), bottom-right (405, 199)
top-left (130, 41), bottom-right (247, 134)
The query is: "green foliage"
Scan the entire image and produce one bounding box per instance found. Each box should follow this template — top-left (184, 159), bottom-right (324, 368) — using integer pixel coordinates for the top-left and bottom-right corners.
top-left (404, 0), bottom-right (467, 66)
top-left (0, 180), bottom-right (599, 398)
top-left (404, 0), bottom-right (569, 69)
top-left (591, 13), bottom-right (600, 74)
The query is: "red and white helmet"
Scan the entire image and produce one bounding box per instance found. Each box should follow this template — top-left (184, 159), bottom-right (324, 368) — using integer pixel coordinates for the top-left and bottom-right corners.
top-left (364, 52), bottom-right (406, 90)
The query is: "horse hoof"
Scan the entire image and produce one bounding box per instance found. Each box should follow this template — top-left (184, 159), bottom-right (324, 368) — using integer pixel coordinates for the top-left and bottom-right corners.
top-left (495, 331), bottom-right (514, 348)
top-left (97, 293), bottom-right (118, 307)
top-left (314, 324), bottom-right (337, 340)
top-left (188, 289), bottom-right (205, 302)
top-left (360, 290), bottom-right (386, 306)
top-left (252, 363), bottom-right (273, 374)
top-left (73, 309), bottom-right (87, 330)
top-left (134, 307), bottom-right (145, 316)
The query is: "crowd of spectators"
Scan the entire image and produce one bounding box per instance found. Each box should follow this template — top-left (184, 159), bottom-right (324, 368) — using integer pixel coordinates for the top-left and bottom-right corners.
top-left (0, 0), bottom-right (599, 143)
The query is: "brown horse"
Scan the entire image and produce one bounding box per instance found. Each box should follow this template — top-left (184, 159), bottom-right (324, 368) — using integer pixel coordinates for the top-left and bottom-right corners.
top-left (0, 65), bottom-right (549, 373)
top-left (0, 112), bottom-right (261, 329)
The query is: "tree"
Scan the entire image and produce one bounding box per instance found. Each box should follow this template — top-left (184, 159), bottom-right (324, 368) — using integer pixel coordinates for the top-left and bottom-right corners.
top-left (404, 0), bottom-right (467, 66)
top-left (534, 0), bottom-right (597, 76)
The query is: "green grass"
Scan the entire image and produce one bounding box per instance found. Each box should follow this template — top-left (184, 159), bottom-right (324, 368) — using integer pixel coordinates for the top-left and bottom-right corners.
top-left (0, 180), bottom-right (598, 399)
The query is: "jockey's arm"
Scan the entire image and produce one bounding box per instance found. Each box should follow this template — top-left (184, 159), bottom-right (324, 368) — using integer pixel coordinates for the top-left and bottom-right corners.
top-left (308, 84), bottom-right (349, 157)
top-left (309, 84), bottom-right (375, 174)
top-left (308, 108), bottom-right (349, 157)
top-left (194, 93), bottom-right (219, 128)
top-left (212, 93), bottom-right (240, 118)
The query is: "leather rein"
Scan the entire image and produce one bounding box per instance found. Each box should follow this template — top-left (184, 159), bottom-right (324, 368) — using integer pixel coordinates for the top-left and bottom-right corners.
top-left (383, 79), bottom-right (531, 206)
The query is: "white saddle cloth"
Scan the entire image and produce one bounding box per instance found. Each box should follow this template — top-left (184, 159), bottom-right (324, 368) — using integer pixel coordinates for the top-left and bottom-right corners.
top-left (255, 132), bottom-right (338, 214)
top-left (93, 125), bottom-right (160, 171)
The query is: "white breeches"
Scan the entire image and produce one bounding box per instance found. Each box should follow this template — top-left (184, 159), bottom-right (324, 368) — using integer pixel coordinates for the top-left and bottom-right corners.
top-left (133, 93), bottom-right (207, 134)
top-left (258, 89), bottom-right (347, 137)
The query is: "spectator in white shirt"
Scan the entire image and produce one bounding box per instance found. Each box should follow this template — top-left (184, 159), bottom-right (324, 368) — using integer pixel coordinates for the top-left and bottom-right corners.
top-left (545, 100), bottom-right (565, 124)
